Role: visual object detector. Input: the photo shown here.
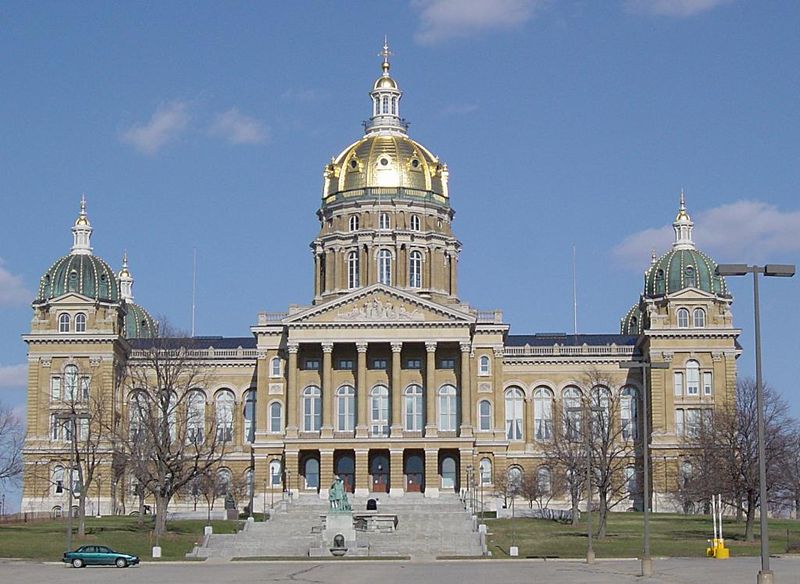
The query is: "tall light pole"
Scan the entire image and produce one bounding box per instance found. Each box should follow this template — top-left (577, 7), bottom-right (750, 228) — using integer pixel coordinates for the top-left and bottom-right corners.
top-left (717, 263), bottom-right (795, 584)
top-left (568, 403), bottom-right (601, 564)
top-left (621, 359), bottom-right (669, 577)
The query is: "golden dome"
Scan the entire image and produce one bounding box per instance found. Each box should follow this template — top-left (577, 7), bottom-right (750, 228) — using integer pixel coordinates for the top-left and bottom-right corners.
top-left (75, 215), bottom-right (90, 226)
top-left (374, 75), bottom-right (398, 90)
top-left (323, 133), bottom-right (449, 201)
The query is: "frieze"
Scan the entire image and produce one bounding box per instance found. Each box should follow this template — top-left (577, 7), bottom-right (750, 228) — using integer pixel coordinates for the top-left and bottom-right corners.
top-left (336, 298), bottom-right (424, 322)
top-left (269, 383), bottom-right (283, 395)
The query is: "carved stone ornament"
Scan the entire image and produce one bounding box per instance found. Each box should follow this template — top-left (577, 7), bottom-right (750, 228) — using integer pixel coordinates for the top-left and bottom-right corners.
top-left (40, 357), bottom-right (52, 368)
top-left (336, 298), bottom-right (423, 322)
top-left (89, 356), bottom-right (102, 367)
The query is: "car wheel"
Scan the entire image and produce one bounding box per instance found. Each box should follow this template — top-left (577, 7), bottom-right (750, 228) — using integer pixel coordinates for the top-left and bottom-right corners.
top-left (71, 558), bottom-right (84, 568)
top-left (115, 557), bottom-right (128, 568)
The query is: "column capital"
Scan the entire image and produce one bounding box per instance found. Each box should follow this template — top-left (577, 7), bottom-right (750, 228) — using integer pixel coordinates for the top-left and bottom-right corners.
top-left (459, 341), bottom-right (471, 353)
top-left (391, 342), bottom-right (403, 353)
top-left (287, 343), bottom-right (299, 354)
top-left (356, 342), bottom-right (368, 353)
top-left (321, 342), bottom-right (334, 353)
top-left (425, 341), bottom-right (437, 353)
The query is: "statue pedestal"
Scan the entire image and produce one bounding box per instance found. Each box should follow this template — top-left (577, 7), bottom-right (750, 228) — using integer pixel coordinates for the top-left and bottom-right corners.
top-left (323, 512), bottom-right (356, 547)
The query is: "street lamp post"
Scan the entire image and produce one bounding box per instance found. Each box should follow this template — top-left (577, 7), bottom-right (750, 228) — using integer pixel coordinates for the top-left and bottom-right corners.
top-left (717, 263), bottom-right (795, 584)
top-left (621, 359), bottom-right (669, 577)
top-left (567, 403), bottom-right (601, 564)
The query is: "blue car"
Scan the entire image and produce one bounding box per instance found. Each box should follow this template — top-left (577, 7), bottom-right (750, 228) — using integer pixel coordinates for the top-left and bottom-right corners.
top-left (63, 545), bottom-right (140, 568)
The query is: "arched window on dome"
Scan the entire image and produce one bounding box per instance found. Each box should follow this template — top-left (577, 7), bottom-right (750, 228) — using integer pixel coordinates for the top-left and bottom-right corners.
top-left (391, 96), bottom-right (397, 115)
top-left (68, 270), bottom-right (78, 293)
top-left (58, 313), bottom-right (71, 333)
top-left (378, 249), bottom-right (392, 286)
top-left (379, 212), bottom-right (390, 230)
top-left (410, 214), bottom-right (421, 231)
top-left (409, 251), bottom-right (422, 288)
top-left (348, 251), bottom-right (360, 289)
top-left (629, 315), bottom-right (638, 333)
top-left (685, 265), bottom-right (696, 288)
top-left (349, 215), bottom-right (359, 232)
top-left (75, 313), bottom-right (86, 332)
top-left (693, 307), bottom-right (706, 328)
top-left (381, 95), bottom-right (389, 114)
top-left (677, 308), bottom-right (690, 328)
top-left (655, 269), bottom-right (665, 295)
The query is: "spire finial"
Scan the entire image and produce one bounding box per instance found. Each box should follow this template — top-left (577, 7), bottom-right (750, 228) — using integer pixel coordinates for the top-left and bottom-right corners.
top-left (680, 188), bottom-right (686, 211)
top-left (651, 248), bottom-right (657, 264)
top-left (71, 194), bottom-right (93, 254)
top-left (119, 250), bottom-right (134, 301)
top-left (122, 249), bottom-right (129, 269)
top-left (380, 36), bottom-right (391, 75)
top-left (672, 189), bottom-right (695, 250)
top-left (80, 193), bottom-right (87, 215)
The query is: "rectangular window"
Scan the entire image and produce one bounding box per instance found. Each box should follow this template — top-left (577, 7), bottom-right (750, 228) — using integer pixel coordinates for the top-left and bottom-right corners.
top-left (405, 358), bottom-right (422, 370)
top-left (438, 358), bottom-right (456, 369)
top-left (336, 359), bottom-right (354, 370)
top-left (270, 358), bottom-right (281, 378)
top-left (675, 409), bottom-right (685, 436)
top-left (686, 409), bottom-right (701, 437)
top-left (79, 376), bottom-right (90, 401)
top-left (673, 372), bottom-right (684, 397)
top-left (703, 372), bottom-right (712, 396)
top-left (78, 417), bottom-right (89, 441)
top-left (370, 358), bottom-right (388, 370)
top-left (304, 359), bottom-right (320, 371)
top-left (51, 377), bottom-right (61, 401)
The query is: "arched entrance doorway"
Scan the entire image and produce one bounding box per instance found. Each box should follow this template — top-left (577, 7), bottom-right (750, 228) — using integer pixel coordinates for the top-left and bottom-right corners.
top-left (334, 450), bottom-right (355, 493)
top-left (369, 451), bottom-right (389, 493)
top-left (300, 452), bottom-right (320, 492)
top-left (440, 453), bottom-right (458, 492)
top-left (404, 450), bottom-right (424, 493)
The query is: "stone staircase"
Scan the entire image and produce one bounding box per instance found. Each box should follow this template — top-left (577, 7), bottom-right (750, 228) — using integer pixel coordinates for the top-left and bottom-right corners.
top-left (191, 493), bottom-right (483, 560)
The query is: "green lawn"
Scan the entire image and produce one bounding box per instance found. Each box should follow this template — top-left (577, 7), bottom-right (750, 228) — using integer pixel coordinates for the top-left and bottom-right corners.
top-left (485, 512), bottom-right (800, 559)
top-left (0, 516), bottom-right (241, 561)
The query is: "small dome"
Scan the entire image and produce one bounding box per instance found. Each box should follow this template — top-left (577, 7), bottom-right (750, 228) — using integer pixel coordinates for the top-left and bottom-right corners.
top-left (374, 75), bottom-right (398, 90)
top-left (620, 304), bottom-right (643, 335)
top-left (37, 253), bottom-right (120, 303)
top-left (124, 302), bottom-right (156, 338)
top-left (644, 248), bottom-right (728, 297)
top-left (323, 134), bottom-right (448, 203)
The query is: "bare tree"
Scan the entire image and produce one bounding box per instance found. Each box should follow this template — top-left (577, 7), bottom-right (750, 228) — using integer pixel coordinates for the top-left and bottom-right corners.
top-left (0, 402), bottom-right (24, 486)
top-left (117, 327), bottom-right (226, 537)
top-left (542, 422), bottom-right (586, 525)
top-left (519, 466), bottom-right (561, 511)
top-left (778, 426), bottom-right (800, 519)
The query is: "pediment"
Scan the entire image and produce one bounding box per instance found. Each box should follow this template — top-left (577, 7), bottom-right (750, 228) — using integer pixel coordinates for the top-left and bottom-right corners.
top-left (666, 287), bottom-right (717, 301)
top-left (46, 292), bottom-right (98, 306)
top-left (284, 285), bottom-right (474, 325)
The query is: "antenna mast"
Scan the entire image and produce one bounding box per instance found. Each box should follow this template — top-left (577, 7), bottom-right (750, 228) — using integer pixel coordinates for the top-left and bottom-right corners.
top-left (572, 244), bottom-right (578, 335)
top-left (191, 248), bottom-right (197, 337)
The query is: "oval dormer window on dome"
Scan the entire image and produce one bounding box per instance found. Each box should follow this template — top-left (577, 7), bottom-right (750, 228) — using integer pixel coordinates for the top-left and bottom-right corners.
top-left (68, 271), bottom-right (78, 292)
top-left (655, 269), bottom-right (665, 295)
top-left (685, 266), bottom-right (696, 288)
top-left (380, 157), bottom-right (389, 167)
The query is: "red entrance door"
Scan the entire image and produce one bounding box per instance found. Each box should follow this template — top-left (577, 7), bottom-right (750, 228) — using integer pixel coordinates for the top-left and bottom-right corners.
top-left (371, 454), bottom-right (389, 492)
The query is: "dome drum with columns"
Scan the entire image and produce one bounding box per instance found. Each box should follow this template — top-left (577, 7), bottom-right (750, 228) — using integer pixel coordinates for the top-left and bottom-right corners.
top-left (21, 43), bottom-right (742, 526)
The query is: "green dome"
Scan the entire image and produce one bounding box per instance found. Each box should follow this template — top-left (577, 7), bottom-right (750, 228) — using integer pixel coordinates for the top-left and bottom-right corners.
top-left (644, 248), bottom-right (728, 297)
top-left (620, 304), bottom-right (643, 335)
top-left (124, 302), bottom-right (156, 338)
top-left (37, 253), bottom-right (120, 303)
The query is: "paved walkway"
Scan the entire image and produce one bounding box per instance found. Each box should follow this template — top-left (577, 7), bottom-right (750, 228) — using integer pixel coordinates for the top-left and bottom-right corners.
top-left (3, 557), bottom-right (800, 584)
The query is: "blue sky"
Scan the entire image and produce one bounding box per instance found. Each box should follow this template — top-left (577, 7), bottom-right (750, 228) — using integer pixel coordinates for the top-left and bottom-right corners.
top-left (1, 1), bottom-right (799, 509)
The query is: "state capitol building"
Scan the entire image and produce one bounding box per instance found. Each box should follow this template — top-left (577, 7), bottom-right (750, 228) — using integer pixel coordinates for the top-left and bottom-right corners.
top-left (21, 45), bottom-right (740, 517)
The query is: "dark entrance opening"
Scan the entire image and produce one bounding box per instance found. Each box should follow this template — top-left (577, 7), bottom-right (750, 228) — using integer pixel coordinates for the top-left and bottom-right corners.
top-left (300, 450), bottom-right (321, 493)
top-left (439, 449), bottom-right (460, 493)
top-left (369, 451), bottom-right (390, 493)
top-left (404, 450), bottom-right (425, 493)
top-left (334, 450), bottom-right (355, 493)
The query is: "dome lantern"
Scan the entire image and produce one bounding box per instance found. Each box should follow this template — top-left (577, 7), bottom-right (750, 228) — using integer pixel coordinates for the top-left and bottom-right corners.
top-left (71, 195), bottom-right (93, 255)
top-left (672, 189), bottom-right (694, 250)
top-left (365, 37), bottom-right (408, 135)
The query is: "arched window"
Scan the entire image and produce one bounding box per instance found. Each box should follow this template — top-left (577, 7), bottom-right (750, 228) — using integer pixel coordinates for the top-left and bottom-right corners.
top-left (404, 384), bottom-right (423, 431)
top-left (438, 384), bottom-right (457, 431)
top-left (686, 360), bottom-right (700, 395)
top-left (680, 460), bottom-right (693, 488)
top-left (302, 386), bottom-right (322, 432)
top-left (64, 365), bottom-right (78, 402)
top-left (625, 465), bottom-right (637, 494)
top-left (479, 458), bottom-right (493, 485)
top-left (685, 266), bottom-right (696, 288)
top-left (378, 249), bottom-right (392, 285)
top-left (391, 96), bottom-right (397, 115)
top-left (269, 401), bottom-right (283, 433)
top-left (537, 467), bottom-right (552, 494)
top-left (507, 466), bottom-right (523, 493)
top-left (677, 308), bottom-right (690, 328)
top-left (379, 212), bottom-right (390, 230)
top-left (409, 251), bottom-right (422, 288)
top-left (270, 357), bottom-right (281, 378)
top-left (533, 387), bottom-right (553, 441)
top-left (216, 468), bottom-right (232, 496)
top-left (52, 465), bottom-right (65, 495)
top-left (348, 251), bottom-right (360, 289)
top-left (75, 313), bottom-right (86, 332)
top-left (370, 385), bottom-right (389, 436)
top-left (215, 390), bottom-right (234, 442)
top-left (187, 390), bottom-right (205, 444)
top-left (591, 386), bottom-right (611, 433)
top-left (243, 389), bottom-right (256, 443)
top-left (563, 386), bottom-right (582, 439)
top-left (478, 355), bottom-right (491, 376)
top-left (349, 215), bottom-right (359, 231)
top-left (655, 269), bottom-right (665, 294)
top-left (693, 307), bottom-right (706, 328)
top-left (304, 457), bottom-right (320, 489)
top-left (336, 385), bottom-right (355, 432)
top-left (504, 387), bottom-right (524, 440)
top-left (128, 391), bottom-right (146, 442)
top-left (58, 313), bottom-right (71, 333)
top-left (410, 214), bottom-right (421, 231)
top-left (478, 400), bottom-right (492, 431)
top-left (381, 95), bottom-right (389, 114)
top-left (621, 386), bottom-right (638, 441)
top-left (629, 315), bottom-right (638, 333)
top-left (269, 459), bottom-right (282, 487)
top-left (674, 371), bottom-right (684, 396)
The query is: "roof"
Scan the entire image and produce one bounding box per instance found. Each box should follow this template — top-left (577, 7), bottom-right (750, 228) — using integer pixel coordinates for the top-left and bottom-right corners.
top-left (129, 336), bottom-right (256, 350)
top-left (506, 333), bottom-right (639, 347)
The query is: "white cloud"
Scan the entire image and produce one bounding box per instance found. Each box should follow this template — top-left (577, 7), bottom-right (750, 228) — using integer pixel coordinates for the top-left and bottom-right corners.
top-left (441, 103), bottom-right (479, 116)
top-left (209, 108), bottom-right (268, 145)
top-left (0, 259), bottom-right (31, 306)
top-left (625, 0), bottom-right (733, 17)
top-left (614, 200), bottom-right (800, 270)
top-left (120, 101), bottom-right (190, 155)
top-left (413, 0), bottom-right (540, 45)
top-left (280, 88), bottom-right (323, 103)
top-left (0, 364), bottom-right (27, 389)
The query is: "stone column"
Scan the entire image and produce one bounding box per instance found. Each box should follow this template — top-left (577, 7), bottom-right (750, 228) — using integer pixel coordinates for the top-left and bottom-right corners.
top-left (427, 248), bottom-right (435, 291)
top-left (284, 450), bottom-right (299, 495)
top-left (425, 341), bottom-right (438, 438)
top-left (233, 397), bottom-right (243, 447)
top-left (355, 448), bottom-right (370, 497)
top-left (356, 342), bottom-right (368, 438)
top-left (286, 343), bottom-right (299, 438)
top-left (321, 342), bottom-right (334, 438)
top-left (320, 449), bottom-right (334, 499)
top-left (459, 341), bottom-right (473, 437)
top-left (390, 448), bottom-right (405, 497)
top-left (313, 252), bottom-right (321, 298)
top-left (324, 249), bottom-right (334, 293)
top-left (390, 342), bottom-right (403, 436)
top-left (459, 447), bottom-right (474, 491)
top-left (256, 352), bottom-right (269, 434)
top-left (424, 448), bottom-right (439, 498)
top-left (524, 396), bottom-right (534, 450)
top-left (449, 253), bottom-right (458, 297)
top-left (493, 347), bottom-right (506, 440)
